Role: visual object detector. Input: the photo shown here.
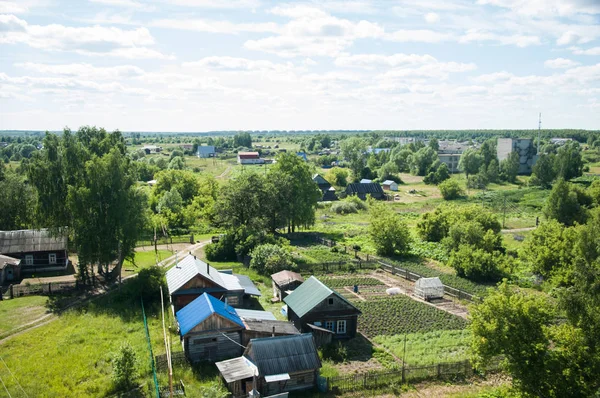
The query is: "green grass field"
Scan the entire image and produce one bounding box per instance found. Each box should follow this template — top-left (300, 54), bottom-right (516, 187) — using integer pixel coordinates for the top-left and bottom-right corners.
top-left (122, 249), bottom-right (174, 277)
top-left (0, 295), bottom-right (49, 336)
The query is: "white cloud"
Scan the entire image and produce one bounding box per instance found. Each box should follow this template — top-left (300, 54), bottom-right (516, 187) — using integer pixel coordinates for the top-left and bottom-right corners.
top-left (477, 0), bottom-right (600, 17)
top-left (424, 12), bottom-right (440, 23)
top-left (335, 53), bottom-right (438, 68)
top-left (544, 58), bottom-right (579, 69)
top-left (459, 29), bottom-right (541, 47)
top-left (82, 47), bottom-right (175, 59)
top-left (89, 0), bottom-right (151, 10)
top-left (386, 29), bottom-right (452, 43)
top-left (557, 31), bottom-right (581, 45)
top-left (183, 56), bottom-right (293, 72)
top-left (571, 46), bottom-right (600, 55)
top-left (0, 1), bottom-right (28, 13)
top-left (150, 18), bottom-right (279, 34)
top-left (163, 0), bottom-right (260, 8)
top-left (16, 62), bottom-right (146, 79)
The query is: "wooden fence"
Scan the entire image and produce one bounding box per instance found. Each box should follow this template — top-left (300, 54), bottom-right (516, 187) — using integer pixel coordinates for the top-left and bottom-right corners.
top-left (327, 359), bottom-right (501, 393)
top-left (296, 260), bottom-right (379, 274)
top-left (309, 233), bottom-right (482, 303)
top-left (137, 235), bottom-right (194, 248)
top-left (8, 281), bottom-right (79, 298)
top-left (155, 351), bottom-right (188, 372)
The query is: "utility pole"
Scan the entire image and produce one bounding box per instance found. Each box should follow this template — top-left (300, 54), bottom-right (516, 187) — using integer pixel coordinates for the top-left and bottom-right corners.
top-left (160, 289), bottom-right (174, 397)
top-left (537, 113), bottom-right (542, 155)
top-left (503, 195), bottom-right (507, 229)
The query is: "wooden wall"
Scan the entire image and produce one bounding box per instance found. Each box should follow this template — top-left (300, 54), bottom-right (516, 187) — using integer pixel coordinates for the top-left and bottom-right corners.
top-left (260, 370), bottom-right (317, 396)
top-left (184, 330), bottom-right (243, 363)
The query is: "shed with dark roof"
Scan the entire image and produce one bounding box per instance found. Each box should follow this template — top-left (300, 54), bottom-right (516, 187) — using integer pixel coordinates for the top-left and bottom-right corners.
top-left (216, 333), bottom-right (321, 396)
top-left (271, 270), bottom-right (304, 301)
top-left (345, 183), bottom-right (385, 200)
top-left (284, 276), bottom-right (361, 339)
top-left (0, 229), bottom-right (68, 273)
top-left (175, 293), bottom-right (246, 363)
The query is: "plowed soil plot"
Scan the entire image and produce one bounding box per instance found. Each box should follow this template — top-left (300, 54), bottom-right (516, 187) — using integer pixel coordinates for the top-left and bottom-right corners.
top-left (355, 296), bottom-right (467, 338)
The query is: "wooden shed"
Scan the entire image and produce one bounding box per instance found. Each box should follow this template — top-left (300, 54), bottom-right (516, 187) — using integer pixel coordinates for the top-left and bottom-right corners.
top-left (166, 254), bottom-right (260, 312)
top-left (241, 319), bottom-right (300, 346)
top-left (0, 229), bottom-right (68, 274)
top-left (312, 174), bottom-right (338, 202)
top-left (175, 293), bottom-right (246, 363)
top-left (382, 180), bottom-right (399, 191)
top-left (284, 276), bottom-right (362, 339)
top-left (271, 270), bottom-right (304, 302)
top-left (216, 333), bottom-right (321, 397)
top-left (0, 254), bottom-right (21, 285)
top-left (345, 183), bottom-right (385, 200)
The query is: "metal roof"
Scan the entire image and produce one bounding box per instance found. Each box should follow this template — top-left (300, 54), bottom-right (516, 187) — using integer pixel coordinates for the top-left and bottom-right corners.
top-left (382, 180), bottom-right (396, 185)
top-left (359, 178), bottom-right (372, 183)
top-left (236, 309), bottom-right (277, 321)
top-left (284, 276), bottom-right (358, 318)
top-left (243, 320), bottom-right (299, 335)
top-left (0, 254), bottom-right (20, 270)
top-left (215, 356), bottom-right (258, 383)
top-left (244, 333), bottom-right (321, 376)
top-left (271, 270), bottom-right (304, 286)
top-left (235, 274), bottom-right (261, 296)
top-left (345, 183), bottom-right (384, 195)
top-left (175, 293), bottom-right (245, 336)
top-left (415, 277), bottom-right (443, 289)
top-left (0, 229), bottom-right (67, 254)
top-left (197, 146), bottom-right (215, 154)
top-left (166, 254), bottom-right (233, 295)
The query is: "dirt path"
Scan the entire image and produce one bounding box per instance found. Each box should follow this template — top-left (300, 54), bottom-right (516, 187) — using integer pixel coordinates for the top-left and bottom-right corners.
top-left (216, 165), bottom-right (232, 179)
top-left (343, 286), bottom-right (367, 301)
top-left (501, 226), bottom-right (536, 233)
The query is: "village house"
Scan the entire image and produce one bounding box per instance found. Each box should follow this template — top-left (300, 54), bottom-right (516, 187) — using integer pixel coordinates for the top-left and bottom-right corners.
top-left (166, 254), bottom-right (261, 312)
top-left (176, 293), bottom-right (246, 363)
top-left (180, 143), bottom-right (194, 151)
top-left (216, 333), bottom-right (321, 397)
top-left (0, 229), bottom-right (69, 275)
top-left (284, 276), bottom-right (362, 339)
top-left (382, 180), bottom-right (399, 192)
top-left (312, 174), bottom-right (337, 201)
top-left (345, 183), bottom-right (385, 200)
top-left (237, 152), bottom-right (264, 165)
top-left (271, 270), bottom-right (304, 301)
top-left (142, 145), bottom-right (162, 154)
top-left (0, 254), bottom-right (21, 285)
top-left (197, 145), bottom-right (216, 158)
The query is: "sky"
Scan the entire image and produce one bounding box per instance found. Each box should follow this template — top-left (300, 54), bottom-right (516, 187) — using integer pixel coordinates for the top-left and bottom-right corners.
top-left (0, 0), bottom-right (599, 132)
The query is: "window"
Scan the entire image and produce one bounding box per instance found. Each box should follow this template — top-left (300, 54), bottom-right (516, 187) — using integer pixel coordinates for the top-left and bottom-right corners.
top-left (25, 255), bottom-right (33, 266)
top-left (328, 298), bottom-right (334, 305)
top-left (49, 253), bottom-right (57, 264)
top-left (325, 321), bottom-right (334, 331)
top-left (336, 320), bottom-right (347, 334)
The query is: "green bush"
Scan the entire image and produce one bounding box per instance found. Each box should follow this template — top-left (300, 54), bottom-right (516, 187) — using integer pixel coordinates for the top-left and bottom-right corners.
top-left (447, 246), bottom-right (505, 282)
top-left (249, 244), bottom-right (296, 275)
top-left (111, 342), bottom-right (138, 390)
top-left (331, 201), bottom-right (359, 214)
top-left (205, 234), bottom-right (237, 261)
top-left (132, 267), bottom-right (165, 303)
top-left (321, 341), bottom-right (348, 362)
top-left (439, 179), bottom-right (464, 200)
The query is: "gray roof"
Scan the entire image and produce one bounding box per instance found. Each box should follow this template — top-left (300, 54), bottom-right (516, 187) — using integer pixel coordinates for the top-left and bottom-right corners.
top-left (0, 229), bottom-right (67, 254)
top-left (244, 333), bottom-right (321, 376)
top-left (345, 183), bottom-right (384, 196)
top-left (166, 254), bottom-right (241, 295)
top-left (0, 254), bottom-right (20, 270)
top-left (236, 309), bottom-right (277, 321)
top-left (284, 276), bottom-right (360, 318)
top-left (215, 356), bottom-right (258, 383)
top-left (198, 146), bottom-right (215, 154)
top-left (415, 277), bottom-right (443, 289)
top-left (271, 270), bottom-right (304, 286)
top-left (382, 180), bottom-right (396, 185)
top-left (243, 320), bottom-right (299, 335)
top-left (235, 274), bottom-right (261, 296)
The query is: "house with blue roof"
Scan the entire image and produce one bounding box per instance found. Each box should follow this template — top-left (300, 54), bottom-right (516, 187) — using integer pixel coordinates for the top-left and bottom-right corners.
top-left (176, 293), bottom-right (246, 363)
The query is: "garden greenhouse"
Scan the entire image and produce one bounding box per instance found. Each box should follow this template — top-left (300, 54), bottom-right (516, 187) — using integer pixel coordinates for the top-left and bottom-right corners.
top-left (414, 277), bottom-right (444, 301)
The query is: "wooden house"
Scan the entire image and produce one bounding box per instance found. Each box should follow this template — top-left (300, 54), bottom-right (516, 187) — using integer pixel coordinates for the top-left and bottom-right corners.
top-left (241, 319), bottom-right (300, 346)
top-left (216, 333), bottom-right (321, 397)
top-left (166, 254), bottom-right (260, 312)
top-left (176, 293), bottom-right (246, 363)
top-left (0, 229), bottom-right (68, 275)
top-left (284, 276), bottom-right (361, 339)
top-left (312, 174), bottom-right (338, 201)
top-left (0, 255), bottom-right (21, 285)
top-left (345, 183), bottom-right (385, 200)
top-left (271, 270), bottom-right (304, 301)
top-left (382, 180), bottom-right (399, 191)
top-left (237, 152), bottom-right (263, 165)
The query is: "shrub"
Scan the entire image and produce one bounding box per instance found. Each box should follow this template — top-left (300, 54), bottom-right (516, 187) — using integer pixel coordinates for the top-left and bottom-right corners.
top-left (447, 246), bottom-right (504, 282)
top-left (249, 244), bottom-right (295, 275)
top-left (321, 341), bottom-right (348, 362)
top-left (205, 233), bottom-right (237, 261)
top-left (134, 267), bottom-right (166, 303)
top-left (331, 201), bottom-right (359, 214)
top-left (369, 202), bottom-right (412, 256)
top-left (439, 179), bottom-right (464, 200)
top-left (111, 342), bottom-right (138, 390)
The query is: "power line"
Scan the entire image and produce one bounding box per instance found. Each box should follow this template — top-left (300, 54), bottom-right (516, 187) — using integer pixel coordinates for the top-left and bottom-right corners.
top-left (220, 332), bottom-right (246, 349)
top-left (0, 373), bottom-right (12, 398)
top-left (0, 358), bottom-right (27, 398)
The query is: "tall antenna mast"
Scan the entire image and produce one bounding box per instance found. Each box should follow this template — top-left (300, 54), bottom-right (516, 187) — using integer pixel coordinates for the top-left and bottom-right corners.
top-left (537, 112), bottom-right (542, 155)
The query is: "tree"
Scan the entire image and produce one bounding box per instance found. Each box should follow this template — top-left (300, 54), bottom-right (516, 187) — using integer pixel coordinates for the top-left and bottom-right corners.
top-left (326, 167), bottom-right (348, 187)
top-left (0, 172), bottom-right (36, 230)
top-left (554, 142), bottom-right (583, 180)
top-left (233, 132), bottom-right (252, 148)
top-left (447, 245), bottom-right (504, 281)
top-left (168, 156), bottom-right (185, 170)
top-left (390, 147), bottom-right (413, 172)
top-left (111, 342), bottom-right (139, 390)
top-left (428, 138), bottom-right (439, 152)
top-left (443, 223), bottom-right (502, 253)
top-left (543, 179), bottom-right (587, 226)
top-left (485, 159), bottom-right (499, 183)
top-left (458, 148), bottom-right (482, 182)
top-left (340, 137), bottom-right (367, 180)
top-left (170, 149), bottom-right (184, 159)
top-left (439, 179), bottom-right (464, 200)
top-left (499, 151), bottom-right (519, 183)
top-left (19, 144), bottom-right (37, 159)
top-left (369, 201), bottom-right (412, 256)
top-left (249, 244), bottom-right (295, 274)
top-left (531, 153), bottom-right (556, 188)
top-left (409, 146), bottom-right (437, 176)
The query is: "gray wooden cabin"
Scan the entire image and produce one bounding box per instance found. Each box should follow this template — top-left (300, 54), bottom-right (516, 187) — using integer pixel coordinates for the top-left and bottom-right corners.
top-left (271, 270), bottom-right (304, 302)
top-left (176, 293), bottom-right (245, 363)
top-left (216, 333), bottom-right (321, 397)
top-left (0, 229), bottom-right (68, 275)
top-left (284, 276), bottom-right (361, 339)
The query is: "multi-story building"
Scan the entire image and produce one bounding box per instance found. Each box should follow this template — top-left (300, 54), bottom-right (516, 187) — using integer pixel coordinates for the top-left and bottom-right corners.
top-left (497, 138), bottom-right (537, 175)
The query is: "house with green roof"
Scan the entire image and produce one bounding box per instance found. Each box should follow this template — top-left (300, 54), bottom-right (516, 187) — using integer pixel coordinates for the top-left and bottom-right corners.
top-left (283, 276), bottom-right (361, 339)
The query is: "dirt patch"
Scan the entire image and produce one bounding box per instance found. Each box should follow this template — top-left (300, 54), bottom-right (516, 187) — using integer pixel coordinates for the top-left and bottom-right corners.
top-left (135, 243), bottom-right (191, 253)
top-left (20, 274), bottom-right (77, 284)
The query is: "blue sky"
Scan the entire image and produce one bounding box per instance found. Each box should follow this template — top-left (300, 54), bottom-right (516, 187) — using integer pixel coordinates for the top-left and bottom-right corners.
top-left (0, 0), bottom-right (599, 131)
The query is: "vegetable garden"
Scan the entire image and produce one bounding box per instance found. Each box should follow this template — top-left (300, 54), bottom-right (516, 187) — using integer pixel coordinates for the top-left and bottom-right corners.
top-left (320, 276), bottom-right (385, 288)
top-left (354, 296), bottom-right (467, 338)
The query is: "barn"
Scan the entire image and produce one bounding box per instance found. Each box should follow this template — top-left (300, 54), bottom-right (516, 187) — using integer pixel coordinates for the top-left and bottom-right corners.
top-left (284, 276), bottom-right (361, 339)
top-left (345, 183), bottom-right (385, 200)
top-left (176, 293), bottom-right (245, 363)
top-left (414, 277), bottom-right (444, 301)
top-left (166, 254), bottom-right (260, 312)
top-left (271, 270), bottom-right (304, 301)
top-left (216, 333), bottom-right (321, 397)
top-left (0, 229), bottom-right (69, 275)
top-left (237, 152), bottom-right (263, 164)
top-left (382, 180), bottom-right (399, 191)
top-left (312, 174), bottom-right (338, 202)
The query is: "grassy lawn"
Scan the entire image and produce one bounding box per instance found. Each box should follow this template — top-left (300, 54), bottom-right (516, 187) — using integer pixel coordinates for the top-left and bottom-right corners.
top-left (0, 295), bottom-right (49, 336)
top-left (122, 249), bottom-right (174, 277)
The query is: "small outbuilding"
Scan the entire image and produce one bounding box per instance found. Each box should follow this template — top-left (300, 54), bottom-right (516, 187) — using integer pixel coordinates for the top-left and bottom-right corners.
top-left (345, 183), bottom-right (385, 200)
top-left (176, 293), bottom-right (246, 363)
top-left (414, 277), bottom-right (444, 301)
top-left (284, 276), bottom-right (361, 339)
top-left (197, 145), bottom-right (216, 158)
top-left (241, 319), bottom-right (300, 346)
top-left (271, 270), bottom-right (304, 301)
top-left (382, 180), bottom-right (399, 191)
top-left (216, 333), bottom-right (321, 397)
top-left (312, 174), bottom-right (338, 202)
top-left (0, 254), bottom-right (21, 285)
top-left (238, 152), bottom-right (263, 164)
